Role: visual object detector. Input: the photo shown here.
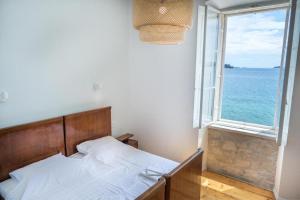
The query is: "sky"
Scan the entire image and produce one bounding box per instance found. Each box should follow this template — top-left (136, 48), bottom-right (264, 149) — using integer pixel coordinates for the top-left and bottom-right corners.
top-left (225, 9), bottom-right (287, 68)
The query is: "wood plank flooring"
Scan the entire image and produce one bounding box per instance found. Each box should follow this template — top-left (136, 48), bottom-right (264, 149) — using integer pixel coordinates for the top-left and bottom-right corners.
top-left (201, 171), bottom-right (275, 200)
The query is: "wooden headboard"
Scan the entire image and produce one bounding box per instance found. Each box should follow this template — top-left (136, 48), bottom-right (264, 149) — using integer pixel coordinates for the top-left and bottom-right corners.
top-left (64, 107), bottom-right (112, 156)
top-left (0, 117), bottom-right (65, 181)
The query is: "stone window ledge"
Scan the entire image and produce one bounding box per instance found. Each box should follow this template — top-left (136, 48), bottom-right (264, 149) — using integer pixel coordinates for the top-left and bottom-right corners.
top-left (209, 121), bottom-right (277, 141)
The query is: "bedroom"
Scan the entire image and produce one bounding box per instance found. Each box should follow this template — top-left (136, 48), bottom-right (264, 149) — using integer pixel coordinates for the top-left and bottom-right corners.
top-left (0, 0), bottom-right (299, 200)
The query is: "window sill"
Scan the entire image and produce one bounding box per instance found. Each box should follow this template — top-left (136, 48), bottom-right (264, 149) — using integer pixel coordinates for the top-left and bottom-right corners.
top-left (208, 121), bottom-right (277, 140)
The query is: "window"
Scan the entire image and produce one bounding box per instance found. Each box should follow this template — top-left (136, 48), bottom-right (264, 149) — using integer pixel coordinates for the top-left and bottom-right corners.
top-left (194, 3), bottom-right (291, 139)
top-left (220, 9), bottom-right (287, 127)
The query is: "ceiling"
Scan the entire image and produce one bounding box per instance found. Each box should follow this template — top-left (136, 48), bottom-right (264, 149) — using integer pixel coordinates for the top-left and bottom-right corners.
top-left (205, 0), bottom-right (289, 9)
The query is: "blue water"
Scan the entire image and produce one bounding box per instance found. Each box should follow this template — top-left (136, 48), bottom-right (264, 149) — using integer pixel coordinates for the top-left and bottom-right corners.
top-left (221, 68), bottom-right (279, 126)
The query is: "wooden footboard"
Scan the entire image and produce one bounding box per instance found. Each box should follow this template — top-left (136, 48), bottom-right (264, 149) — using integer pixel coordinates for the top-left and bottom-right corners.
top-left (164, 149), bottom-right (203, 200)
top-left (136, 178), bottom-right (166, 200)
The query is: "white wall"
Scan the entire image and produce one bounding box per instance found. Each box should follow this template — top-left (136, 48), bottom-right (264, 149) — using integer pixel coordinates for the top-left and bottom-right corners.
top-left (274, 0), bottom-right (300, 199)
top-left (128, 0), bottom-right (204, 162)
top-left (0, 0), bottom-right (131, 136)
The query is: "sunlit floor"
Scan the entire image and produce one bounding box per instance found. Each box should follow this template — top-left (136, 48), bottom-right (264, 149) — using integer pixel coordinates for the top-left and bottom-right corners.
top-left (201, 171), bottom-right (275, 200)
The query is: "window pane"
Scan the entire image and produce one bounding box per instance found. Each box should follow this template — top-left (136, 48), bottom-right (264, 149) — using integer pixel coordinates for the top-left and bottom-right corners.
top-left (203, 88), bottom-right (215, 124)
top-left (201, 7), bottom-right (219, 127)
top-left (221, 9), bottom-right (287, 126)
top-left (204, 8), bottom-right (219, 89)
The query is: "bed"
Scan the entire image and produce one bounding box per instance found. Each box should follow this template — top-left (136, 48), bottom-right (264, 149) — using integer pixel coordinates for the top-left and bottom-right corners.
top-left (0, 107), bottom-right (203, 200)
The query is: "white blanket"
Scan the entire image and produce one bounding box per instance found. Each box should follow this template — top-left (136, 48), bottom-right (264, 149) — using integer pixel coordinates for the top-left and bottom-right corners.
top-left (1, 143), bottom-right (179, 200)
top-left (5, 157), bottom-right (134, 200)
top-left (81, 142), bottom-right (179, 198)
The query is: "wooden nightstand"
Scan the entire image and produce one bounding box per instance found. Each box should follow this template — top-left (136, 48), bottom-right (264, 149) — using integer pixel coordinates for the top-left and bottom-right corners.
top-left (127, 139), bottom-right (138, 148)
top-left (116, 133), bottom-right (138, 149)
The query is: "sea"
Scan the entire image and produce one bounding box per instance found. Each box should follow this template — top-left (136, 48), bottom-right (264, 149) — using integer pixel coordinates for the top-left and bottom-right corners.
top-left (221, 68), bottom-right (279, 126)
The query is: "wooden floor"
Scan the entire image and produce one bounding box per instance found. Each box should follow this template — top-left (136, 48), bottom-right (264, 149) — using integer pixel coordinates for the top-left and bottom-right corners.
top-left (201, 171), bottom-right (275, 200)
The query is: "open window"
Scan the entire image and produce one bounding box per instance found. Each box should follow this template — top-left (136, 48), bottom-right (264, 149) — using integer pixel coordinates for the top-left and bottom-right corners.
top-left (194, 2), bottom-right (293, 143)
top-left (193, 5), bottom-right (222, 129)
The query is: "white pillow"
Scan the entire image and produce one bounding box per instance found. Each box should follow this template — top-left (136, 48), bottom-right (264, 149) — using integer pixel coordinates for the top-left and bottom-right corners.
top-left (9, 153), bottom-right (64, 182)
top-left (77, 136), bottom-right (131, 163)
top-left (77, 136), bottom-right (120, 155)
top-left (92, 143), bottom-right (126, 163)
top-left (0, 178), bottom-right (18, 199)
top-left (6, 156), bottom-right (86, 200)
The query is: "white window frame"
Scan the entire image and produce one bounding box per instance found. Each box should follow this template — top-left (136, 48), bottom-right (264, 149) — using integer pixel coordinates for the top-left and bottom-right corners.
top-left (210, 3), bottom-right (290, 138)
top-left (193, 5), bottom-right (221, 129)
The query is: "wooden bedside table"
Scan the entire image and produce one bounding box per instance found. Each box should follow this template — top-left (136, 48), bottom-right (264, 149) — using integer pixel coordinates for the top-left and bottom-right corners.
top-left (116, 133), bottom-right (138, 149)
top-left (127, 139), bottom-right (138, 148)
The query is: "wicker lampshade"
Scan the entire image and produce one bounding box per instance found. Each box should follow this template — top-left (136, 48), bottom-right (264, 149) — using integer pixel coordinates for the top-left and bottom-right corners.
top-left (133, 0), bottom-right (194, 45)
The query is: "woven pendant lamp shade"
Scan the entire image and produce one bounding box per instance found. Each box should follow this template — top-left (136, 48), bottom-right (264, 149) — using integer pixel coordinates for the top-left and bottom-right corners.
top-left (133, 0), bottom-right (194, 45)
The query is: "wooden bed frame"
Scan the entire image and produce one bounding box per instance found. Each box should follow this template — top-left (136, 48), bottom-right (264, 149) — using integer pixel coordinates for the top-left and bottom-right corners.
top-left (64, 107), bottom-right (112, 156)
top-left (0, 107), bottom-right (203, 200)
top-left (165, 150), bottom-right (203, 200)
top-left (0, 117), bottom-right (65, 182)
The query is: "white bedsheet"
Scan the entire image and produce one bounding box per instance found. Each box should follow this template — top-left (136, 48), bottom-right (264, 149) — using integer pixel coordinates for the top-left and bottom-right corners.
top-left (82, 142), bottom-right (179, 198)
top-left (69, 148), bottom-right (179, 199)
top-left (1, 143), bottom-right (179, 200)
top-left (3, 157), bottom-right (134, 200)
top-left (85, 139), bottom-right (179, 175)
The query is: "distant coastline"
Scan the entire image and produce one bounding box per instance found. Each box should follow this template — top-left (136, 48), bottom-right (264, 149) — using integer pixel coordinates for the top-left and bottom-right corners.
top-left (224, 64), bottom-right (280, 69)
top-left (224, 64), bottom-right (235, 69)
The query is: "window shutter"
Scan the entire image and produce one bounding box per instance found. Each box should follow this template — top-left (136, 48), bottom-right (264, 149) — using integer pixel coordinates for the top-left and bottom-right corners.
top-left (193, 6), bottom-right (220, 128)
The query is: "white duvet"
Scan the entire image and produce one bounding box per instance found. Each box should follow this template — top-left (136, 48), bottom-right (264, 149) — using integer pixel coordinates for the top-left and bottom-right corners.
top-left (1, 139), bottom-right (179, 200)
